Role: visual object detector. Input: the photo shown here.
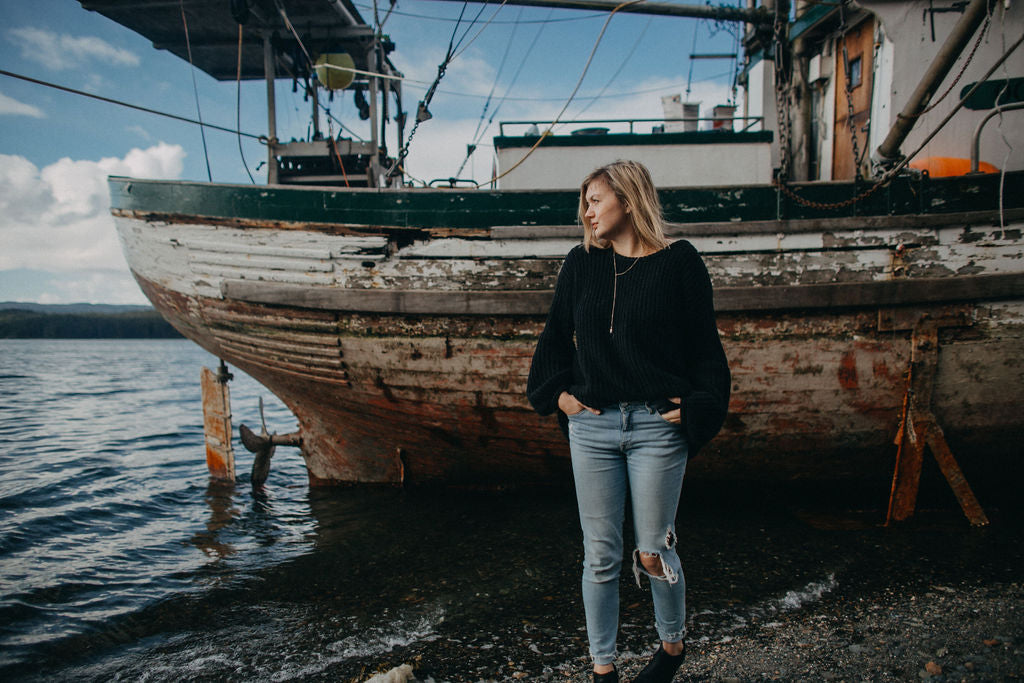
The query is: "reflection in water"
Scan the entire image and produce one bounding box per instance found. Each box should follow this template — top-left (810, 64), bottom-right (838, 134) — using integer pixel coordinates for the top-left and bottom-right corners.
top-left (191, 480), bottom-right (241, 560)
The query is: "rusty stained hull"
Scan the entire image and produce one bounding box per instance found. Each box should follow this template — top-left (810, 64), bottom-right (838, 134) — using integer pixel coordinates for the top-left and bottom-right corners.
top-left (109, 173), bottom-right (1024, 487)
top-left (135, 272), bottom-right (1024, 488)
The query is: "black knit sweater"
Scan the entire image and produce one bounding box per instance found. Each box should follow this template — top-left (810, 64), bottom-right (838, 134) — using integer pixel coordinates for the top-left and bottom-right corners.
top-left (526, 240), bottom-right (731, 456)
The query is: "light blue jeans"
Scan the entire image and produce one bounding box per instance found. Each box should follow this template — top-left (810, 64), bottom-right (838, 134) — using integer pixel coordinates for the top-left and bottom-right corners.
top-left (567, 402), bottom-right (689, 667)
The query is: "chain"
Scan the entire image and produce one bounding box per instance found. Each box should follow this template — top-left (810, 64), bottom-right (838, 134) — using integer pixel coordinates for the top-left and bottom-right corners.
top-left (772, 8), bottom-right (792, 181)
top-left (841, 44), bottom-right (863, 180)
top-left (773, 174), bottom-right (886, 209)
top-left (908, 5), bottom-right (992, 119)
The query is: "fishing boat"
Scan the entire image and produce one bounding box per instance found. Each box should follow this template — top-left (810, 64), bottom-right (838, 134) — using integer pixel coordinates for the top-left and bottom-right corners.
top-left (82, 0), bottom-right (1023, 519)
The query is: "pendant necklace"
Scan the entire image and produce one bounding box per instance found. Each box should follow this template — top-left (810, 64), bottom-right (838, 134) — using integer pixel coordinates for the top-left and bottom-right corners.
top-left (609, 251), bottom-right (640, 334)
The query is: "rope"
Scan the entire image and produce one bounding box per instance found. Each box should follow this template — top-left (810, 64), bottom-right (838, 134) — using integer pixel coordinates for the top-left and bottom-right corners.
top-left (487, 0), bottom-right (647, 186)
top-left (180, 0), bottom-right (212, 181)
top-left (0, 69), bottom-right (264, 139)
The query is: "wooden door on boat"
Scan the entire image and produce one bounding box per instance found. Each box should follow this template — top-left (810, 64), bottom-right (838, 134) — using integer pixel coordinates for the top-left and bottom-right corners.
top-left (832, 18), bottom-right (875, 180)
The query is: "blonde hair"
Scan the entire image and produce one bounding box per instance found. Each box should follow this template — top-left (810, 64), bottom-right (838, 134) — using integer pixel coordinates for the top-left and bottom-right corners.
top-left (579, 160), bottom-right (669, 252)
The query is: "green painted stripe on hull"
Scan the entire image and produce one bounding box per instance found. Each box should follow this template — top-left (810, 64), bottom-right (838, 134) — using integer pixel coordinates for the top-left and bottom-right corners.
top-left (108, 171), bottom-right (1024, 228)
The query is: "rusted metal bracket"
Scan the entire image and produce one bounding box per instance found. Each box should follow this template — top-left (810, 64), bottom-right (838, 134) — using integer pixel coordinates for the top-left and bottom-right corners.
top-left (200, 360), bottom-right (235, 482)
top-left (886, 315), bottom-right (989, 526)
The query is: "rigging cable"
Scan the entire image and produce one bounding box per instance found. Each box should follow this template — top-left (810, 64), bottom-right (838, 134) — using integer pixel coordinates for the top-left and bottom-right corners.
top-left (385, 0), bottom-right (509, 179)
top-left (236, 24), bottom-right (256, 184)
top-left (685, 19), bottom-right (700, 100)
top-left (485, 9), bottom-right (554, 118)
top-left (454, 8), bottom-right (555, 179)
top-left (455, 6), bottom-right (524, 178)
top-left (487, 0), bottom-right (647, 186)
top-left (0, 69), bottom-right (264, 139)
top-left (570, 17), bottom-right (652, 121)
top-left (274, 0), bottom-right (313, 68)
top-left (351, 1), bottom-right (600, 25)
top-left (180, 0), bottom-right (212, 181)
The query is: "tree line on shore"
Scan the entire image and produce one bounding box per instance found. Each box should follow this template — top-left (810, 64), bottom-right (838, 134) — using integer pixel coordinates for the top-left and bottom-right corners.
top-left (0, 308), bottom-right (183, 339)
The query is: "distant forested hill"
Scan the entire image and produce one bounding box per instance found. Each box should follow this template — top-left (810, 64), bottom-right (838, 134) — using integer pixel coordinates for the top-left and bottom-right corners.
top-left (0, 303), bottom-right (182, 339)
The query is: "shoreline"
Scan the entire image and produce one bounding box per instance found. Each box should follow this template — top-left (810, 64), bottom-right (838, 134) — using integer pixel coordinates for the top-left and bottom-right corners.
top-left (354, 506), bottom-right (1023, 683)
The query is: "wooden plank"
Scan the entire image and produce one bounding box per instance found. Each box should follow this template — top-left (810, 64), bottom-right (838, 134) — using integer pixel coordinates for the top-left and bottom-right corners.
top-left (200, 365), bottom-right (235, 482)
top-left (223, 272), bottom-right (1024, 315)
top-left (222, 281), bottom-right (556, 315)
top-left (489, 208), bottom-right (1024, 239)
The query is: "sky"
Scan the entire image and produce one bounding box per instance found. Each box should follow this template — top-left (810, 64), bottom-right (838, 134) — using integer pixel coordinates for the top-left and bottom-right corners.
top-left (0, 0), bottom-right (743, 304)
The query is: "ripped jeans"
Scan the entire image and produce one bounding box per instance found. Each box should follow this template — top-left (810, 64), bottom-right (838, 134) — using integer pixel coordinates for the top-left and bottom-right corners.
top-left (567, 402), bottom-right (689, 667)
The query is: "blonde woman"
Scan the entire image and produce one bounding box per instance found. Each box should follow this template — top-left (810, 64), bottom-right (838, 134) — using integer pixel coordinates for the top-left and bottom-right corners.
top-left (527, 160), bottom-right (730, 682)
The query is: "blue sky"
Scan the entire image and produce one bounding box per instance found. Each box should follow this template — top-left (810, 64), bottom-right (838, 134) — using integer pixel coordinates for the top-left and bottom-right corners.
top-left (0, 0), bottom-right (741, 304)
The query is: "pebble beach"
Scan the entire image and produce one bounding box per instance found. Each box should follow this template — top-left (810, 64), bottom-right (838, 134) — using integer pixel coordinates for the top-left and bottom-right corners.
top-left (352, 486), bottom-right (1023, 683)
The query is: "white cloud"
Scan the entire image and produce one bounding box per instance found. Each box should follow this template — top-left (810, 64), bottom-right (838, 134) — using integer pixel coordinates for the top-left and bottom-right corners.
top-left (0, 91), bottom-right (46, 118)
top-left (7, 27), bottom-right (140, 70)
top-left (127, 124), bottom-right (152, 141)
top-left (0, 143), bottom-right (186, 276)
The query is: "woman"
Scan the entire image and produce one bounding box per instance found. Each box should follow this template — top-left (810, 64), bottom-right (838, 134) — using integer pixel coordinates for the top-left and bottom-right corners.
top-left (527, 160), bottom-right (730, 682)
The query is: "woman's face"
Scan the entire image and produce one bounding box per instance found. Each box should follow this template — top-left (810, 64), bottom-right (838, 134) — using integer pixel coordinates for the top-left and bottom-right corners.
top-left (584, 177), bottom-right (630, 243)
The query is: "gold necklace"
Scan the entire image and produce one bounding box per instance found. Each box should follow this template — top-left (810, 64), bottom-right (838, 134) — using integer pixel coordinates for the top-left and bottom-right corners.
top-left (609, 252), bottom-right (640, 334)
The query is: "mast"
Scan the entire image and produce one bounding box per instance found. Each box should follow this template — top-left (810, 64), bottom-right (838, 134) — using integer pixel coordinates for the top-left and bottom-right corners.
top-left (263, 31), bottom-right (279, 185)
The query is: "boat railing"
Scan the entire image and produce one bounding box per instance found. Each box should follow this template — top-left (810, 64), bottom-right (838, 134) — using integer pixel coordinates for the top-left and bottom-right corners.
top-left (497, 116), bottom-right (765, 137)
top-left (971, 102), bottom-right (1024, 173)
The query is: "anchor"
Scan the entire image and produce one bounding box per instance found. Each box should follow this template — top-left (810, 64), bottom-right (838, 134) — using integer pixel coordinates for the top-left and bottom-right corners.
top-left (239, 396), bottom-right (301, 491)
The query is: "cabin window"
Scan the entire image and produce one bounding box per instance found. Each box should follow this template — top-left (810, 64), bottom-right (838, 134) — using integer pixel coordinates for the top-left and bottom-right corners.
top-left (848, 56), bottom-right (863, 89)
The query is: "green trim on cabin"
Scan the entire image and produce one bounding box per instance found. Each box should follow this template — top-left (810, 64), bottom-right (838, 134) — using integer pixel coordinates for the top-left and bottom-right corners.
top-left (790, 4), bottom-right (838, 41)
top-left (107, 171), bottom-right (1024, 230)
top-left (494, 130), bottom-right (774, 149)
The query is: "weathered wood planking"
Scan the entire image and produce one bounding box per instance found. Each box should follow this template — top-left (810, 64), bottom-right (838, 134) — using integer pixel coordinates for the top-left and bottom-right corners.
top-left (116, 189), bottom-right (1024, 487)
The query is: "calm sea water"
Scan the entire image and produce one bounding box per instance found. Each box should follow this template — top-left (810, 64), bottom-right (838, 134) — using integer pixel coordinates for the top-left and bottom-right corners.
top-left (1, 340), bottom-right (1020, 682)
top-left (0, 339), bottom-right (591, 681)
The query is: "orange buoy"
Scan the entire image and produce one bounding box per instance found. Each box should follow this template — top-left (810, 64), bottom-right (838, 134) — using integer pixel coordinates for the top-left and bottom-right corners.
top-left (909, 156), bottom-right (999, 176)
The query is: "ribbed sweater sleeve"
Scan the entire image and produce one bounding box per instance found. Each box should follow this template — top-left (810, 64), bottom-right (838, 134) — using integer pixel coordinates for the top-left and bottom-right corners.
top-left (675, 243), bottom-right (731, 454)
top-left (526, 246), bottom-right (579, 415)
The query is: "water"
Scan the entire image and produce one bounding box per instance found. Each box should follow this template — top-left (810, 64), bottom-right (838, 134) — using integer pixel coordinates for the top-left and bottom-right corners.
top-left (1, 340), bottom-right (1020, 682)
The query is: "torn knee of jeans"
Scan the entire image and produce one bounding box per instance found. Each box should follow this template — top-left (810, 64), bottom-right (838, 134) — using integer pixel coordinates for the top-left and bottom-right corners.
top-left (631, 548), bottom-right (679, 587)
top-left (665, 527), bottom-right (677, 550)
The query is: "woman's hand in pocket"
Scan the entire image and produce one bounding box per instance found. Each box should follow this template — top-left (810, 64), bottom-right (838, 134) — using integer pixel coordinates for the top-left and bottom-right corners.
top-left (558, 391), bottom-right (601, 416)
top-left (659, 397), bottom-right (683, 424)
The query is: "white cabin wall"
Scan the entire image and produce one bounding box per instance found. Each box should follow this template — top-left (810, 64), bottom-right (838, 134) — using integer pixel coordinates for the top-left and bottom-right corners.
top-left (746, 58), bottom-right (780, 172)
top-left (869, 22), bottom-right (896, 172)
top-left (496, 142), bottom-right (773, 190)
top-left (858, 0), bottom-right (1024, 172)
top-left (816, 39), bottom-right (837, 180)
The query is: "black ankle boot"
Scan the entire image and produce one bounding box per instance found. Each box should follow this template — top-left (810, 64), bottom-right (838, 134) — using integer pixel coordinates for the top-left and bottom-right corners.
top-left (631, 643), bottom-right (685, 683)
top-left (594, 665), bottom-right (618, 683)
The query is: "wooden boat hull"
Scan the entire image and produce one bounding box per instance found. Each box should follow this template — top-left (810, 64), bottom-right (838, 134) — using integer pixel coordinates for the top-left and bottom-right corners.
top-left (110, 173), bottom-right (1024, 487)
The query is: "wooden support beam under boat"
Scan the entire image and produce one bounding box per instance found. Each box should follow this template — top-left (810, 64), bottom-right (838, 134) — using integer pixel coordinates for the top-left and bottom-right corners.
top-left (887, 316), bottom-right (990, 526)
top-left (200, 362), bottom-right (235, 482)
